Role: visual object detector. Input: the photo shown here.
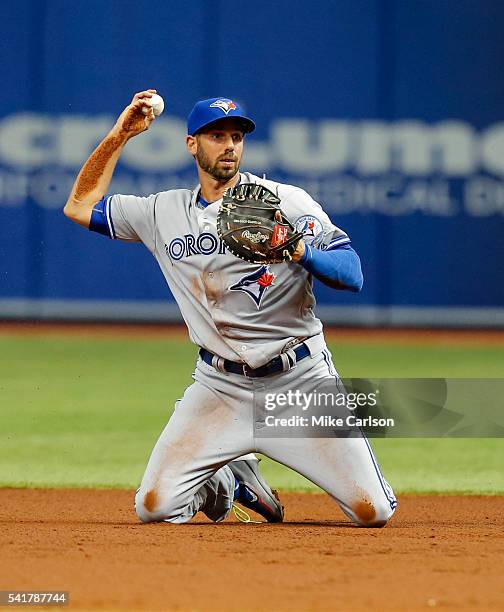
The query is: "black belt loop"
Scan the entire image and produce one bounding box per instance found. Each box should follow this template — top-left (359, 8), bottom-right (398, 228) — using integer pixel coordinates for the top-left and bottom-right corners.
top-left (199, 343), bottom-right (310, 378)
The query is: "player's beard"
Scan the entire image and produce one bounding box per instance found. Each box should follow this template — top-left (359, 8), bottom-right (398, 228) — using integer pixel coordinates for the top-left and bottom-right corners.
top-left (196, 146), bottom-right (240, 182)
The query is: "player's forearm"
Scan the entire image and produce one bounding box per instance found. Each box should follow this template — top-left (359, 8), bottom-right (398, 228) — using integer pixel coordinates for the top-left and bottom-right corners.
top-left (299, 244), bottom-right (364, 292)
top-left (64, 90), bottom-right (157, 228)
top-left (63, 127), bottom-right (128, 226)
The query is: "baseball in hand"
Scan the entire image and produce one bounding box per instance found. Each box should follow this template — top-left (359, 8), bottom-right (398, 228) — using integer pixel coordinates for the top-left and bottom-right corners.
top-left (143, 94), bottom-right (164, 117)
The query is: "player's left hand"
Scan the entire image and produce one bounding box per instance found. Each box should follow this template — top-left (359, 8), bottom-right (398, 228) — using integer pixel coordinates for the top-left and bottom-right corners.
top-left (217, 183), bottom-right (304, 264)
top-left (291, 239), bottom-right (305, 263)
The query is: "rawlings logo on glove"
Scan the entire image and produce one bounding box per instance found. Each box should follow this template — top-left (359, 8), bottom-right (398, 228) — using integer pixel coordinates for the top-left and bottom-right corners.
top-left (217, 183), bottom-right (303, 264)
top-left (242, 229), bottom-right (269, 244)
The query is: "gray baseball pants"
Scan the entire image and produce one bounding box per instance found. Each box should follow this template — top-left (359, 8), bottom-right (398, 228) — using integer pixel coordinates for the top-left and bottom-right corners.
top-left (135, 338), bottom-right (397, 526)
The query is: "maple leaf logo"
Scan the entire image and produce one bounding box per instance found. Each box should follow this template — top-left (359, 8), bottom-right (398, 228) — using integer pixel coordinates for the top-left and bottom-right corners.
top-left (257, 272), bottom-right (275, 287)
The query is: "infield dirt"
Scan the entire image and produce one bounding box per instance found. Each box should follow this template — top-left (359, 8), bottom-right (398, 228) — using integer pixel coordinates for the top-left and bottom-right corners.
top-left (1, 489), bottom-right (503, 610)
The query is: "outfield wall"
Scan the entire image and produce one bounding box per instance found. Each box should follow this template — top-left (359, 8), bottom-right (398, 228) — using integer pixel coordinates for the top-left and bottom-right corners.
top-left (0, 0), bottom-right (503, 326)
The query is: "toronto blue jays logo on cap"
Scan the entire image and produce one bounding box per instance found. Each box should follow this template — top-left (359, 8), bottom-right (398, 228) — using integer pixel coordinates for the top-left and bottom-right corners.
top-left (228, 265), bottom-right (276, 308)
top-left (188, 97), bottom-right (256, 135)
top-left (210, 99), bottom-right (238, 115)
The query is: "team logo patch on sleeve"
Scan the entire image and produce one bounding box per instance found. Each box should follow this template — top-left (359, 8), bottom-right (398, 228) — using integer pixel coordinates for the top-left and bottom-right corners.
top-left (295, 215), bottom-right (323, 245)
top-left (210, 99), bottom-right (237, 115)
top-left (228, 265), bottom-right (276, 308)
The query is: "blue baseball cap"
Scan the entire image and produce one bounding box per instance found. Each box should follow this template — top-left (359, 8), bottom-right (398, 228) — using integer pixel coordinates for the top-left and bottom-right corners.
top-left (187, 97), bottom-right (256, 136)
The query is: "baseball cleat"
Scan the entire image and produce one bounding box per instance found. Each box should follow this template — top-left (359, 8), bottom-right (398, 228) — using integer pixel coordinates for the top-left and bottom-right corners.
top-left (230, 458), bottom-right (284, 523)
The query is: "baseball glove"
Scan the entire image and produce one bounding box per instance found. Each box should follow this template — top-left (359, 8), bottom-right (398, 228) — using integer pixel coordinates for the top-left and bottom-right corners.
top-left (217, 183), bottom-right (303, 264)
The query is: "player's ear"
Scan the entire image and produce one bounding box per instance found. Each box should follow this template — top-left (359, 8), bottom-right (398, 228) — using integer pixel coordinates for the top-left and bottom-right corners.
top-left (186, 135), bottom-right (197, 156)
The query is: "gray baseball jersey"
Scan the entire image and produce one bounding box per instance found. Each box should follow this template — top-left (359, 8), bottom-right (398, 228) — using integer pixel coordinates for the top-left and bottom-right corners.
top-left (98, 172), bottom-right (351, 369)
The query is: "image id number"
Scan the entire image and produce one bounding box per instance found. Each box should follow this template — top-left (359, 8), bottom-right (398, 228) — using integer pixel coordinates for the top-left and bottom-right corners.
top-left (0, 592), bottom-right (69, 606)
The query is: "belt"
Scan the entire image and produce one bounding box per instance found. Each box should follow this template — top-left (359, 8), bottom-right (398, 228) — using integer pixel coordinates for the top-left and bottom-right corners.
top-left (199, 343), bottom-right (310, 378)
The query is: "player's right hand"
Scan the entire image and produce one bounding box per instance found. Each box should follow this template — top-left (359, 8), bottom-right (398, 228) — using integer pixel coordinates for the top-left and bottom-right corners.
top-left (114, 90), bottom-right (158, 138)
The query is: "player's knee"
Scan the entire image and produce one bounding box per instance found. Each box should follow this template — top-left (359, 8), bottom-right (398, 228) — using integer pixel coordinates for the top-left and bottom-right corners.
top-left (135, 483), bottom-right (193, 523)
top-left (135, 487), bottom-right (177, 523)
top-left (366, 499), bottom-right (396, 527)
top-left (134, 488), bottom-right (155, 523)
top-left (352, 496), bottom-right (396, 528)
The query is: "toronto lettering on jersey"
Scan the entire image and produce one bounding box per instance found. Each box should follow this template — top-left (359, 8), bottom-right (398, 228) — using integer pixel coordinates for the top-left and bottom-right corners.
top-left (164, 233), bottom-right (227, 262)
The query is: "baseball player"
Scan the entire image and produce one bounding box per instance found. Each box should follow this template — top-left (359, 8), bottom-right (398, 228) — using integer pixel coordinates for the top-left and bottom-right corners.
top-left (64, 90), bottom-right (397, 526)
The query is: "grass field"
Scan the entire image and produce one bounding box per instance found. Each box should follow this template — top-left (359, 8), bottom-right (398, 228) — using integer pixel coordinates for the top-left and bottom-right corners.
top-left (1, 330), bottom-right (503, 493)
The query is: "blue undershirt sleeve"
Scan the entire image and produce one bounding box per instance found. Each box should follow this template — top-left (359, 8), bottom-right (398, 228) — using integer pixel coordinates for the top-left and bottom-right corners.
top-left (298, 244), bottom-right (364, 292)
top-left (89, 195), bottom-right (115, 238)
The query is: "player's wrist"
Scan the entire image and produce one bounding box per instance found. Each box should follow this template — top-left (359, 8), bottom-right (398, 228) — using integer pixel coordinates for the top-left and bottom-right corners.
top-left (109, 124), bottom-right (133, 143)
top-left (299, 247), bottom-right (309, 264)
top-left (291, 239), bottom-right (306, 264)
